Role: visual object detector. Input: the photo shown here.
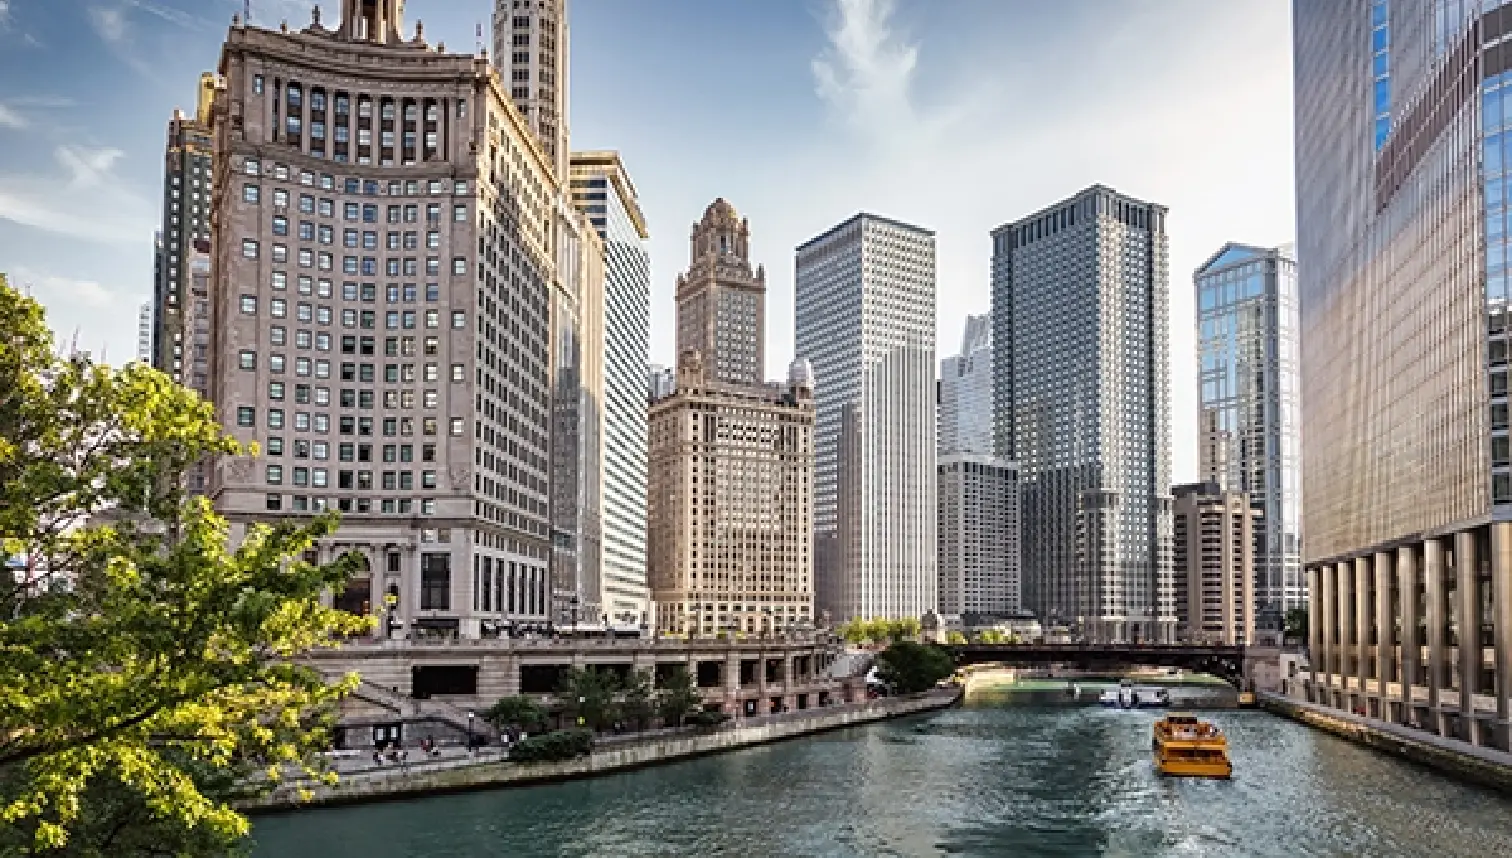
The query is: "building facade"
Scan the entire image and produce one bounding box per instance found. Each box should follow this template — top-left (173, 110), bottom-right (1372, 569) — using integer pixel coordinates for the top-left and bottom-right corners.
top-left (137, 301), bottom-right (153, 364)
top-left (1172, 482), bottom-right (1256, 645)
top-left (648, 364), bottom-right (675, 401)
top-left (492, 0), bottom-right (568, 184)
top-left (674, 199), bottom-right (766, 386)
top-left (647, 356), bottom-right (816, 637)
top-left (939, 314), bottom-right (994, 455)
top-left (570, 151), bottom-right (651, 624)
top-left (991, 185), bottom-right (1175, 643)
top-left (151, 73), bottom-right (216, 380)
top-left (1295, 0), bottom-right (1512, 749)
top-left (1194, 243), bottom-right (1303, 626)
top-left (796, 213), bottom-right (937, 622)
top-left (648, 199), bottom-right (814, 636)
top-left (937, 453), bottom-right (1021, 619)
top-left (208, 0), bottom-right (558, 640)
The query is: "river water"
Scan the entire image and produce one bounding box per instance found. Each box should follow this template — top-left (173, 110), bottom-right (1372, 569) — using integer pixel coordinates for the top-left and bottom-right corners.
top-left (251, 704), bottom-right (1512, 857)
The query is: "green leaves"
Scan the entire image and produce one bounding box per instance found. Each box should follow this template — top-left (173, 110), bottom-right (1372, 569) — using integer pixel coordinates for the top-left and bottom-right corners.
top-left (0, 278), bottom-right (369, 854)
top-left (873, 642), bottom-right (955, 695)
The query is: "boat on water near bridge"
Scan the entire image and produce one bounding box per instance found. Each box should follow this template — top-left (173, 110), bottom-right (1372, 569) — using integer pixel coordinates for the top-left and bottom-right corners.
top-left (1098, 679), bottom-right (1171, 709)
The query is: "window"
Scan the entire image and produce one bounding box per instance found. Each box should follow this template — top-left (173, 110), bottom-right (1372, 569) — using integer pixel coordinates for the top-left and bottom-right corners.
top-left (449, 417), bottom-right (465, 437)
top-left (268, 409), bottom-right (285, 429)
top-left (253, 75), bottom-right (264, 95)
top-left (272, 215), bottom-right (288, 236)
top-left (271, 326), bottom-right (287, 346)
top-left (244, 158), bottom-right (260, 175)
top-left (269, 354), bottom-right (285, 373)
top-left (453, 205), bottom-right (467, 222)
top-left (271, 271), bottom-right (287, 290)
top-left (266, 465), bottom-right (283, 485)
top-left (243, 184), bottom-right (260, 203)
top-left (451, 311), bottom-right (466, 329)
top-left (423, 390), bottom-right (438, 409)
top-left (425, 309), bottom-right (439, 329)
top-left (240, 295), bottom-right (257, 315)
top-left (451, 257), bottom-right (467, 275)
top-left (270, 298), bottom-right (287, 318)
top-left (242, 239), bottom-right (259, 259)
top-left (269, 381), bottom-right (285, 400)
top-left (420, 554), bottom-right (450, 610)
top-left (421, 470), bottom-right (437, 489)
top-left (451, 363), bottom-right (465, 382)
top-left (236, 407), bottom-right (255, 427)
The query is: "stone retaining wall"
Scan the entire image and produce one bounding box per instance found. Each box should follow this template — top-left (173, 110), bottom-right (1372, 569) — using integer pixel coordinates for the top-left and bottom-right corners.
top-left (1259, 692), bottom-right (1512, 794)
top-left (244, 690), bottom-right (960, 813)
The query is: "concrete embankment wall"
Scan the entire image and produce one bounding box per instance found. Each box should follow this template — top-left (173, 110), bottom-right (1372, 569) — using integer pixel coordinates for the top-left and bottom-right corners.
top-left (1260, 693), bottom-right (1512, 794)
top-left (245, 690), bottom-right (958, 813)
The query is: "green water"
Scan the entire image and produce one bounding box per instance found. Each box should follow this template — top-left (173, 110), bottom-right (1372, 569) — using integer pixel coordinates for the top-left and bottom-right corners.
top-left (251, 705), bottom-right (1512, 857)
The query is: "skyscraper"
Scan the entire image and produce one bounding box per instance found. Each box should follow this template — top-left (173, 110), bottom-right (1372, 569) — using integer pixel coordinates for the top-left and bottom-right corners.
top-left (1295, 0), bottom-right (1512, 745)
top-left (1172, 482), bottom-right (1257, 645)
top-left (939, 314), bottom-right (993, 455)
top-left (795, 213), bottom-right (937, 622)
top-left (937, 453), bottom-right (1020, 619)
top-left (648, 200), bottom-right (814, 636)
top-left (493, 0), bottom-right (569, 184)
top-left (675, 199), bottom-right (766, 386)
top-left (992, 185), bottom-right (1175, 644)
top-left (570, 151), bottom-right (652, 624)
top-left (1194, 242), bottom-right (1302, 625)
top-left (151, 73), bottom-right (216, 380)
top-left (137, 301), bottom-right (153, 364)
top-left (209, 0), bottom-right (557, 639)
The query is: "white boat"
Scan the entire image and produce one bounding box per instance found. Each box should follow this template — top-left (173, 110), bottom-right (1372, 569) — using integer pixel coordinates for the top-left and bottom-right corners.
top-left (1098, 680), bottom-right (1170, 709)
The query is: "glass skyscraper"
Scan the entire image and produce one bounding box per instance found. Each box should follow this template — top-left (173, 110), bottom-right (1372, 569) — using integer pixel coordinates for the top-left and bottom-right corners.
top-left (1194, 243), bottom-right (1302, 624)
top-left (1295, 0), bottom-right (1512, 748)
top-left (939, 314), bottom-right (994, 455)
top-left (991, 185), bottom-right (1175, 644)
top-left (570, 152), bottom-right (651, 624)
top-left (796, 214), bottom-right (937, 622)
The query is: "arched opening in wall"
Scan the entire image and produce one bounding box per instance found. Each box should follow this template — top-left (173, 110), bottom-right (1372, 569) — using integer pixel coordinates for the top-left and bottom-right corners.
top-left (334, 552), bottom-right (373, 619)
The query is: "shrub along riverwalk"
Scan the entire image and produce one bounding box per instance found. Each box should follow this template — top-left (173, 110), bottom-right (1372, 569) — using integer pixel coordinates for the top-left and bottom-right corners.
top-left (242, 689), bottom-right (960, 813)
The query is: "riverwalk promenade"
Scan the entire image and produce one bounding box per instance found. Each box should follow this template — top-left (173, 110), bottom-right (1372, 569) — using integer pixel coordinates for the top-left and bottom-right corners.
top-left (244, 689), bottom-right (960, 813)
top-left (1261, 691), bottom-right (1512, 793)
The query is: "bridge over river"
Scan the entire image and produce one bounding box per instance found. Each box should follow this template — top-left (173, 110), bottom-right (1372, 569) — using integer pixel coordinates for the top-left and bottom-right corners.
top-left (947, 642), bottom-right (1264, 688)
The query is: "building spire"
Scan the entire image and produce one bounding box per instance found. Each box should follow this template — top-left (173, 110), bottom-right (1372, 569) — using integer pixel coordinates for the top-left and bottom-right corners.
top-left (338, 0), bottom-right (405, 44)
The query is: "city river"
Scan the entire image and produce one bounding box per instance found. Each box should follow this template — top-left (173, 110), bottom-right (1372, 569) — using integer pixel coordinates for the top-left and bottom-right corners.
top-left (252, 704), bottom-right (1512, 857)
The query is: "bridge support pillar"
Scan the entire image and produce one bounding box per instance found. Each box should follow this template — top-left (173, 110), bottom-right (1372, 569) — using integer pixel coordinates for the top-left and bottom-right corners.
top-left (1397, 544), bottom-right (1419, 727)
top-left (1425, 537), bottom-right (1447, 737)
top-left (1355, 556), bottom-right (1371, 714)
top-left (1307, 565), bottom-right (1322, 705)
top-left (1456, 530), bottom-right (1481, 745)
top-left (1337, 560), bottom-right (1354, 711)
top-left (1320, 563), bottom-right (1336, 707)
top-left (1374, 551), bottom-right (1393, 720)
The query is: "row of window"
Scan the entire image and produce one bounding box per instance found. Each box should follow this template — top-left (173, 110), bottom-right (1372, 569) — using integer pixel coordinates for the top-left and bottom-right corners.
top-left (266, 465), bottom-right (440, 490)
top-left (264, 494), bottom-right (437, 515)
top-left (263, 438), bottom-right (436, 462)
top-left (238, 294), bottom-right (468, 326)
top-left (235, 406), bottom-right (465, 436)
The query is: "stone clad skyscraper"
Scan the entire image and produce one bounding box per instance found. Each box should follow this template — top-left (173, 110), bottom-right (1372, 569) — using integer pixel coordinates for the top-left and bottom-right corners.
top-left (1294, 0), bottom-right (1512, 748)
top-left (151, 73), bottom-right (216, 381)
top-left (991, 185), bottom-right (1175, 644)
top-left (796, 214), bottom-right (937, 622)
top-left (647, 200), bottom-right (814, 636)
top-left (209, 0), bottom-right (558, 639)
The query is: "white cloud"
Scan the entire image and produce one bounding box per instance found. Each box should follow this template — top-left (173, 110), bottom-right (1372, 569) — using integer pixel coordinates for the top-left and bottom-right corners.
top-left (0, 1), bottom-right (10, 27)
top-left (0, 105), bottom-right (25, 129)
top-left (88, 5), bottom-right (127, 44)
top-left (9, 265), bottom-right (131, 311)
top-left (0, 144), bottom-right (154, 244)
top-left (812, 0), bottom-right (919, 130)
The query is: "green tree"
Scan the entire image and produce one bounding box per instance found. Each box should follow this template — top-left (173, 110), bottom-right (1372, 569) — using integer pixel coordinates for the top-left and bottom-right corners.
top-left (893, 617), bottom-right (921, 642)
top-left (838, 619), bottom-right (868, 645)
top-left (0, 278), bottom-right (370, 853)
top-left (873, 642), bottom-right (956, 694)
top-left (557, 668), bottom-right (621, 732)
top-left (620, 670), bottom-right (656, 731)
top-left (483, 696), bottom-right (548, 734)
top-left (1285, 607), bottom-right (1309, 640)
top-left (656, 666), bottom-right (703, 728)
top-left (945, 630), bottom-right (968, 645)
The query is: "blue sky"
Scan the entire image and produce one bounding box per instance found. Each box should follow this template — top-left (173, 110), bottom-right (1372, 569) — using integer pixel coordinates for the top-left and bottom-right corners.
top-left (0, 0), bottom-right (1294, 481)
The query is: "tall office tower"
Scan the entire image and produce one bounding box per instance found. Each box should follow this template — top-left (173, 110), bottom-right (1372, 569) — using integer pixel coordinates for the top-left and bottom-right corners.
top-left (183, 240), bottom-right (214, 494)
top-left (675, 199), bottom-right (766, 386)
top-left (1295, 0), bottom-right (1512, 744)
top-left (492, 0), bottom-right (568, 184)
top-left (938, 314), bottom-right (994, 455)
top-left (137, 302), bottom-right (153, 364)
top-left (647, 355), bottom-right (816, 637)
top-left (151, 73), bottom-right (216, 380)
top-left (569, 151), bottom-right (651, 624)
top-left (209, 0), bottom-right (558, 640)
top-left (991, 186), bottom-right (1175, 644)
top-left (937, 453), bottom-right (1021, 619)
top-left (1194, 242), bottom-right (1303, 627)
top-left (559, 154), bottom-right (647, 623)
top-left (795, 214), bottom-right (937, 622)
top-left (547, 204), bottom-right (605, 627)
top-left (1172, 482), bottom-right (1257, 645)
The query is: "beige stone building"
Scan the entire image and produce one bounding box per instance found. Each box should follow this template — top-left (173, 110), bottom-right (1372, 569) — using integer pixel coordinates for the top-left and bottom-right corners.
top-left (648, 201), bottom-right (815, 636)
top-left (1172, 482), bottom-right (1257, 645)
top-left (208, 0), bottom-right (562, 638)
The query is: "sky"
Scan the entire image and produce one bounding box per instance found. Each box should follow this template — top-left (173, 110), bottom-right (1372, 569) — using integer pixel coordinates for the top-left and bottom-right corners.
top-left (0, 0), bottom-right (1295, 483)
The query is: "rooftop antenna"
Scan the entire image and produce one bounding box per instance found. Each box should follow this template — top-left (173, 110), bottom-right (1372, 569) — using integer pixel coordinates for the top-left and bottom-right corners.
top-left (244, 0), bottom-right (251, 24)
top-left (476, 21), bottom-right (483, 55)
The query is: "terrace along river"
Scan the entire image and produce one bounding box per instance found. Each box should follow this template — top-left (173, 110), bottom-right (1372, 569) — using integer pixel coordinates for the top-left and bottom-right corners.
top-left (251, 704), bottom-right (1512, 857)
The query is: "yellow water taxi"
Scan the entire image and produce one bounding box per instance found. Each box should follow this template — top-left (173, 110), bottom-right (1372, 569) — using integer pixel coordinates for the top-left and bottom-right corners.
top-left (1152, 712), bottom-right (1232, 778)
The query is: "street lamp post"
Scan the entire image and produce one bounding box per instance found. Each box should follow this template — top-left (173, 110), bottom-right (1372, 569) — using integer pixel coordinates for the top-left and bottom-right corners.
top-left (466, 710), bottom-right (475, 752)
